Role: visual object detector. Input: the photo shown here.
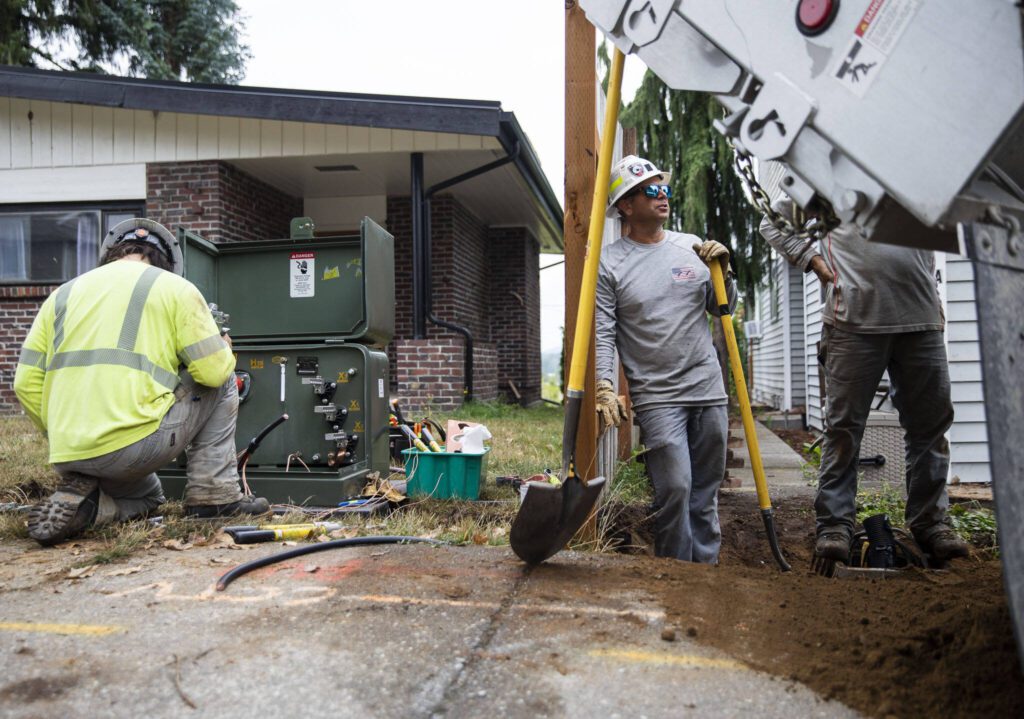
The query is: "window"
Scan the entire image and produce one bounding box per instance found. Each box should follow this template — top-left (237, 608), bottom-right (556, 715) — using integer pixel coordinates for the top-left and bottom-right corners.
top-left (0, 205), bottom-right (142, 283)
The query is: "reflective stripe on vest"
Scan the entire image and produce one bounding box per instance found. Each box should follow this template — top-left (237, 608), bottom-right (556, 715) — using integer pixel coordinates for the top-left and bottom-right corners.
top-left (48, 348), bottom-right (179, 390)
top-left (178, 333), bottom-right (226, 366)
top-left (18, 347), bottom-right (46, 369)
top-left (118, 266), bottom-right (163, 351)
top-left (45, 266), bottom-right (178, 389)
top-left (52, 278), bottom-right (78, 353)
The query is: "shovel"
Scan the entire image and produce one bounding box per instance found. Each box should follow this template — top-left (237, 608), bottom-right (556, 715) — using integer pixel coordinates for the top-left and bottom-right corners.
top-left (509, 48), bottom-right (625, 565)
top-left (708, 261), bottom-right (791, 571)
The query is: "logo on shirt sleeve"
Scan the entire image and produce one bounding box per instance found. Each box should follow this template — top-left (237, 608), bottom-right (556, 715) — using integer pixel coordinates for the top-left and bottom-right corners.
top-left (671, 266), bottom-right (697, 282)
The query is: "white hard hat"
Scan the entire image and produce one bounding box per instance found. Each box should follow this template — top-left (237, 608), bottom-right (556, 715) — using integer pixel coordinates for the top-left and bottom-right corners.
top-left (606, 155), bottom-right (672, 218)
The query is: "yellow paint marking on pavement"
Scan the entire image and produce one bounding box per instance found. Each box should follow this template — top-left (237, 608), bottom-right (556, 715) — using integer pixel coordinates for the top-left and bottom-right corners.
top-left (108, 581), bottom-right (664, 620)
top-left (0, 622), bottom-right (123, 636)
top-left (355, 593), bottom-right (664, 621)
top-left (590, 648), bottom-right (748, 671)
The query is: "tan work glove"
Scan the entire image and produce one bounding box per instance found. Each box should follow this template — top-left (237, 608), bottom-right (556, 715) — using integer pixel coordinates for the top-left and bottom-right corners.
top-left (595, 379), bottom-right (628, 433)
top-left (692, 240), bottom-right (730, 272)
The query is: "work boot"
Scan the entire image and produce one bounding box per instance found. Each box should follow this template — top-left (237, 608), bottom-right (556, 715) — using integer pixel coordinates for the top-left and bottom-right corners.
top-left (184, 495), bottom-right (270, 519)
top-left (815, 530), bottom-right (852, 562)
top-left (916, 525), bottom-right (970, 561)
top-left (28, 477), bottom-right (100, 547)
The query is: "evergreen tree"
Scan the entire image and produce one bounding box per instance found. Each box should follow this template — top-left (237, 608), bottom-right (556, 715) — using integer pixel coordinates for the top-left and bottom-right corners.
top-left (620, 70), bottom-right (769, 303)
top-left (0, 0), bottom-right (250, 84)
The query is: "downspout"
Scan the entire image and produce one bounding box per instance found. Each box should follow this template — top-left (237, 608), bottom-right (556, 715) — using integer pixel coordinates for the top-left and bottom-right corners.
top-left (412, 143), bottom-right (521, 401)
top-left (411, 153), bottom-right (426, 338)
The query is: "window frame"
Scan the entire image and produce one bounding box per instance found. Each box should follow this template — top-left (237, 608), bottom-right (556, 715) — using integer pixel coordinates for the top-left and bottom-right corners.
top-left (0, 201), bottom-right (145, 286)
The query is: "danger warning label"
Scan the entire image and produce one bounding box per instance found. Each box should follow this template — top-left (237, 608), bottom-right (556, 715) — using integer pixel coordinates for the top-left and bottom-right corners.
top-left (832, 0), bottom-right (920, 97)
top-left (290, 251), bottom-right (315, 298)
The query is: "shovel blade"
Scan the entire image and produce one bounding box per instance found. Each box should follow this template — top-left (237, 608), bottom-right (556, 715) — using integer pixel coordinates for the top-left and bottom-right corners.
top-left (510, 476), bottom-right (607, 565)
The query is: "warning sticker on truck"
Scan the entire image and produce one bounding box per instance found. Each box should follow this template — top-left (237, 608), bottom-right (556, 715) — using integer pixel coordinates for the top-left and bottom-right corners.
top-left (290, 251), bottom-right (315, 298)
top-left (832, 0), bottom-right (920, 97)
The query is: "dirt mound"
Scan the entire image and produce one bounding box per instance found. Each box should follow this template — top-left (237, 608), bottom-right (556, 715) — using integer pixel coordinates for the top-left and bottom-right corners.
top-left (599, 490), bottom-right (1023, 718)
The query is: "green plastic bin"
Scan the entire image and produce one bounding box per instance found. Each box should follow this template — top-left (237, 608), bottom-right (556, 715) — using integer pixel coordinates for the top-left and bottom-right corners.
top-left (402, 447), bottom-right (489, 499)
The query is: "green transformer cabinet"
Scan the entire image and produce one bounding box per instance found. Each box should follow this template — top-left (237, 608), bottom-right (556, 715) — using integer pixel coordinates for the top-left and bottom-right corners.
top-left (159, 217), bottom-right (395, 506)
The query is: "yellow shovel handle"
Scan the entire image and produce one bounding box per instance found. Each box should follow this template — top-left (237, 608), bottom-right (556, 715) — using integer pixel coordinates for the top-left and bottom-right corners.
top-left (709, 262), bottom-right (772, 511)
top-left (566, 48), bottom-right (625, 394)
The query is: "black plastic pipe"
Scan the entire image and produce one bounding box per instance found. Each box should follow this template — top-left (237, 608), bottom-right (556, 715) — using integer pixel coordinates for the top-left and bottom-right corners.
top-left (411, 153), bottom-right (426, 339)
top-left (215, 536), bottom-right (446, 591)
top-left (410, 144), bottom-right (521, 401)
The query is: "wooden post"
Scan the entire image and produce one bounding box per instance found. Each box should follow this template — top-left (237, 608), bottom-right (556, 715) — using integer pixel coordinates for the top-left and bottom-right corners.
top-left (564, 1), bottom-right (598, 482)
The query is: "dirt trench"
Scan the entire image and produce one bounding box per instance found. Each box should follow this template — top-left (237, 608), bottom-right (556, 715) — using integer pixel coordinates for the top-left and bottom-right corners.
top-left (597, 488), bottom-right (1023, 719)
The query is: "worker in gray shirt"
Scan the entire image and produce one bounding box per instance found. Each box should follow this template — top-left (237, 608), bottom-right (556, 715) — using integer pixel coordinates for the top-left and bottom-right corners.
top-left (595, 155), bottom-right (737, 563)
top-left (759, 198), bottom-right (968, 563)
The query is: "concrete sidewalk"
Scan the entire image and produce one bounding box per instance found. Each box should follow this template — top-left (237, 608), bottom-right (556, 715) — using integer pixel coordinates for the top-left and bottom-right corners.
top-left (728, 419), bottom-right (810, 489)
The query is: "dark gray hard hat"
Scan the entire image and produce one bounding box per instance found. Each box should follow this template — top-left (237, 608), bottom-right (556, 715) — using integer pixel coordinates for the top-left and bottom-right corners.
top-left (101, 218), bottom-right (183, 275)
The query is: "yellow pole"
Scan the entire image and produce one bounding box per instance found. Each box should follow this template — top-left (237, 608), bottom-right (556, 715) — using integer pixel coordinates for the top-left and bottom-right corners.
top-left (709, 262), bottom-right (770, 509)
top-left (710, 261), bottom-right (790, 570)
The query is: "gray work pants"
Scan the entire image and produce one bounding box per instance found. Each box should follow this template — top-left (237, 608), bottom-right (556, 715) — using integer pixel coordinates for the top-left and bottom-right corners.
top-left (53, 373), bottom-right (243, 523)
top-left (635, 405), bottom-right (728, 563)
top-left (816, 326), bottom-right (953, 539)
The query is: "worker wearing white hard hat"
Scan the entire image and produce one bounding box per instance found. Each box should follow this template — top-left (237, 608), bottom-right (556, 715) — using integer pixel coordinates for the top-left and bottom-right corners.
top-left (595, 154), bottom-right (738, 563)
top-left (605, 154), bottom-right (673, 218)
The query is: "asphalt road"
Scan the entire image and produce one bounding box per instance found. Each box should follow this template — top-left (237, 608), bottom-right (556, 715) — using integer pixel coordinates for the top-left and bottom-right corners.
top-left (0, 541), bottom-right (860, 718)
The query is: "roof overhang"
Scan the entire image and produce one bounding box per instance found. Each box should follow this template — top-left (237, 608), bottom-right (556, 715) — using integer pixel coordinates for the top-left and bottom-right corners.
top-left (0, 66), bottom-right (563, 252)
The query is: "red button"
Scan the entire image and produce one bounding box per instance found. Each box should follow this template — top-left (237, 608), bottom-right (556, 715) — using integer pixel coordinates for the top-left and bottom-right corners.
top-left (799, 0), bottom-right (834, 29)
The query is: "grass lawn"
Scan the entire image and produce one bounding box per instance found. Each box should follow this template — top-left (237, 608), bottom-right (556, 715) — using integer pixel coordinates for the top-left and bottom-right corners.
top-left (1, 401), bottom-right (650, 563)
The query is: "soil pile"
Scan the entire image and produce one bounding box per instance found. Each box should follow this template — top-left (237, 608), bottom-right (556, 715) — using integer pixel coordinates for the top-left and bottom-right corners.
top-left (606, 490), bottom-right (1023, 718)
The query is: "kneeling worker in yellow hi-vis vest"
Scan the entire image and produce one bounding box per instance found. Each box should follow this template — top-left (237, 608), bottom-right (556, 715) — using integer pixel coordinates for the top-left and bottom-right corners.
top-left (14, 219), bottom-right (269, 546)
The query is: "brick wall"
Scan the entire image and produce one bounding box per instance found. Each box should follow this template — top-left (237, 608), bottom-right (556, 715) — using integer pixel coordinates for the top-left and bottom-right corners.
top-left (394, 338), bottom-right (498, 413)
top-left (0, 286), bottom-right (56, 413)
top-left (385, 194), bottom-right (541, 409)
top-left (488, 227), bottom-right (541, 404)
top-left (147, 161), bottom-right (302, 243)
top-left (1, 175), bottom-right (543, 417)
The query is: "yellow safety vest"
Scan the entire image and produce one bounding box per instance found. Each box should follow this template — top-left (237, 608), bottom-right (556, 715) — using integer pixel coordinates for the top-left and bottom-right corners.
top-left (14, 259), bottom-right (233, 463)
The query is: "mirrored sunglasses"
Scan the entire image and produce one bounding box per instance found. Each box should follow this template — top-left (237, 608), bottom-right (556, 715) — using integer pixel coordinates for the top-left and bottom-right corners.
top-left (641, 184), bottom-right (672, 199)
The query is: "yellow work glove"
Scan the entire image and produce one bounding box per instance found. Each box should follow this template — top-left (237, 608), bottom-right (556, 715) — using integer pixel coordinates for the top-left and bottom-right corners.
top-left (595, 379), bottom-right (628, 433)
top-left (692, 240), bottom-right (730, 272)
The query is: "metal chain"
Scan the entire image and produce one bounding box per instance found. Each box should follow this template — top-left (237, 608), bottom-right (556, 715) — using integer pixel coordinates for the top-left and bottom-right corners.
top-left (729, 137), bottom-right (840, 242)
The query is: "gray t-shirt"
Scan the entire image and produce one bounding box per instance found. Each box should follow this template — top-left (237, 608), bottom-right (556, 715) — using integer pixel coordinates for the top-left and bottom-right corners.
top-left (759, 198), bottom-right (943, 333)
top-left (595, 230), bottom-right (737, 410)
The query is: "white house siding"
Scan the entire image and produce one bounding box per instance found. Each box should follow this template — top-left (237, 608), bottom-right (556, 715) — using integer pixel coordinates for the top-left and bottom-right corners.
top-left (786, 262), bottom-right (806, 410)
top-left (0, 98), bottom-right (499, 201)
top-left (942, 254), bottom-right (991, 483)
top-left (751, 256), bottom-right (804, 411)
top-left (804, 262), bottom-right (825, 430)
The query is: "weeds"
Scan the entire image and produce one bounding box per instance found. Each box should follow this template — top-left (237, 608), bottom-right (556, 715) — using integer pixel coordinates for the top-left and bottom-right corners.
top-left (0, 416), bottom-right (58, 500)
top-left (856, 480), bottom-right (998, 550)
top-left (610, 449), bottom-right (652, 504)
top-left (0, 512), bottom-right (28, 539)
top-left (948, 501), bottom-right (998, 550)
top-left (83, 522), bottom-right (153, 566)
top-left (856, 481), bottom-right (907, 525)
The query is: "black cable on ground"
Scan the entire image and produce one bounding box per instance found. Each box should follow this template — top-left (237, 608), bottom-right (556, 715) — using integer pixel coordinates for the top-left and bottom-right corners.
top-left (215, 536), bottom-right (447, 591)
